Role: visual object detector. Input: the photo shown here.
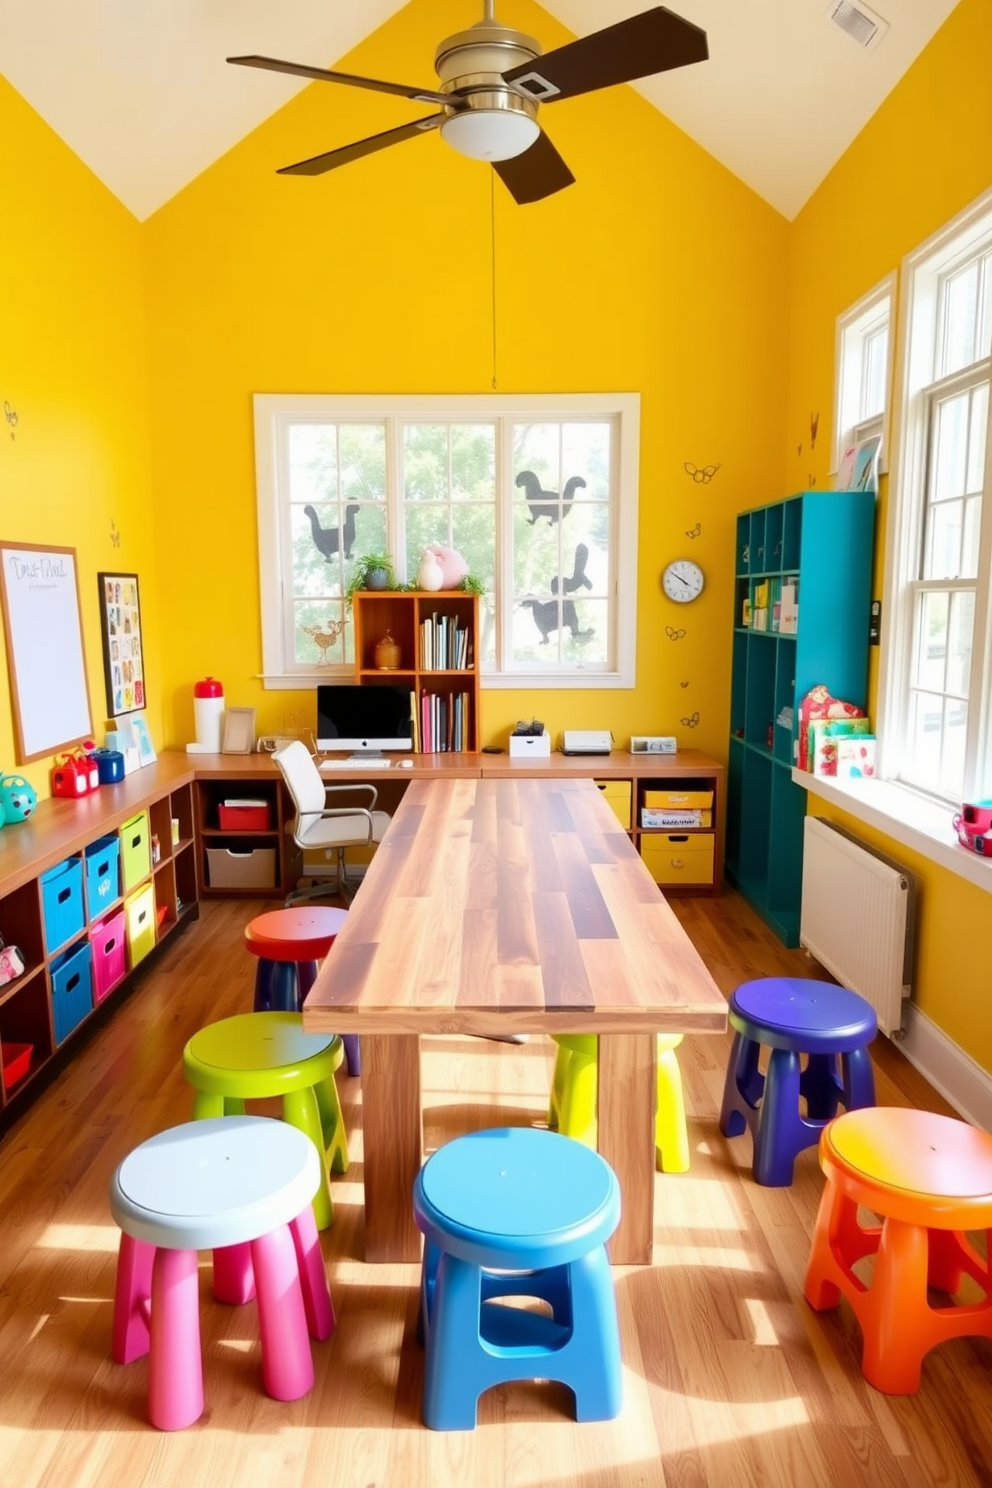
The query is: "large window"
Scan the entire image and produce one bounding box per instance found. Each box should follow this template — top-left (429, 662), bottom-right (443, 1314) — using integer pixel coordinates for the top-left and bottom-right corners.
top-left (254, 394), bottom-right (639, 689)
top-left (833, 274), bottom-right (894, 477)
top-left (880, 190), bottom-right (992, 804)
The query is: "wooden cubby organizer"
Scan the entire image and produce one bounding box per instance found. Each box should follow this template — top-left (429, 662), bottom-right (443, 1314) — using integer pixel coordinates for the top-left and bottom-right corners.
top-left (724, 489), bottom-right (874, 945)
top-left (352, 590), bottom-right (480, 753)
top-left (193, 764), bottom-right (289, 900)
top-left (0, 755), bottom-right (199, 1132)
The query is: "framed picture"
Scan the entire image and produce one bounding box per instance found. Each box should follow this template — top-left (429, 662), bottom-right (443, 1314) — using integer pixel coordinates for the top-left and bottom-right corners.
top-left (130, 711), bottom-right (157, 766)
top-left (0, 543), bottom-right (93, 763)
top-left (97, 571), bottom-right (147, 718)
top-left (222, 706), bottom-right (256, 755)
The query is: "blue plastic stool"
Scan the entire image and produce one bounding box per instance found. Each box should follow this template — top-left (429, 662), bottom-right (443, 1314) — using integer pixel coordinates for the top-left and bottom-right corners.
top-left (413, 1126), bottom-right (623, 1431)
top-left (719, 977), bottom-right (877, 1186)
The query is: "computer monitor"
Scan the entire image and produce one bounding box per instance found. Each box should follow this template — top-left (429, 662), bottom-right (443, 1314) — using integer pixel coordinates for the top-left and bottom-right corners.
top-left (316, 684), bottom-right (413, 756)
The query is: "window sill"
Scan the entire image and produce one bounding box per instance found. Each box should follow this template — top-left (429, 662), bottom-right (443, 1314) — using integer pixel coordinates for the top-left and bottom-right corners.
top-left (793, 769), bottom-right (992, 896)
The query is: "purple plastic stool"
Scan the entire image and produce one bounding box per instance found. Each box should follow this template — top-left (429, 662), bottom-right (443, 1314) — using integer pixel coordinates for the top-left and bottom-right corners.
top-left (718, 977), bottom-right (877, 1186)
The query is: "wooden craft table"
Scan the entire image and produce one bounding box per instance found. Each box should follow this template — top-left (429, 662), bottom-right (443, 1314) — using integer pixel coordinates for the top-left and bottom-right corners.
top-left (302, 775), bottom-right (728, 1265)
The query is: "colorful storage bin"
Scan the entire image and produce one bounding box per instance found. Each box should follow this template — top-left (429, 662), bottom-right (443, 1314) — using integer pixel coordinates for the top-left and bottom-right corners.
top-left (51, 940), bottom-right (94, 1045)
top-left (41, 856), bottom-right (85, 954)
top-left (2, 1041), bottom-right (33, 1093)
top-left (120, 811), bottom-right (151, 892)
top-left (85, 834), bottom-right (121, 919)
top-left (91, 908), bottom-right (127, 1003)
top-left (217, 800), bottom-right (271, 831)
top-left (124, 884), bottom-right (157, 969)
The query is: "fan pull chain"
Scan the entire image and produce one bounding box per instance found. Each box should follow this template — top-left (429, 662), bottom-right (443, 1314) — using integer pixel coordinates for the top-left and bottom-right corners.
top-left (491, 169), bottom-right (498, 390)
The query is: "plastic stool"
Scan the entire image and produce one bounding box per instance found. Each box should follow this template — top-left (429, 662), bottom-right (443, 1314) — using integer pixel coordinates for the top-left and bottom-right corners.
top-left (182, 1011), bottom-right (349, 1231)
top-left (719, 977), bottom-right (877, 1186)
top-left (547, 1033), bottom-right (690, 1173)
top-left (805, 1106), bottom-right (992, 1392)
top-left (110, 1116), bottom-right (335, 1430)
top-left (413, 1126), bottom-right (623, 1431)
top-left (245, 906), bottom-right (360, 1075)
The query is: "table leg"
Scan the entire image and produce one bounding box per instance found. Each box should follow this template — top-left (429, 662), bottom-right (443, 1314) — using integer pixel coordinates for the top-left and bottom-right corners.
top-left (598, 1032), bottom-right (657, 1265)
top-left (361, 1034), bottom-right (424, 1262)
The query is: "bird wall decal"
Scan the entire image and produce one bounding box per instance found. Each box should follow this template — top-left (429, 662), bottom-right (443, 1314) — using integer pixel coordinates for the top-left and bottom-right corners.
top-left (516, 471), bottom-right (586, 525)
top-left (303, 503), bottom-right (359, 561)
top-left (551, 542), bottom-right (592, 595)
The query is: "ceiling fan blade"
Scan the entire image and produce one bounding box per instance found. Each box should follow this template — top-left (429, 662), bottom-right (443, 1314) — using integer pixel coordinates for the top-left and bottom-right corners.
top-left (277, 113), bottom-right (446, 177)
top-left (493, 130), bottom-right (575, 205)
top-left (227, 54), bottom-right (452, 107)
top-left (501, 6), bottom-right (708, 103)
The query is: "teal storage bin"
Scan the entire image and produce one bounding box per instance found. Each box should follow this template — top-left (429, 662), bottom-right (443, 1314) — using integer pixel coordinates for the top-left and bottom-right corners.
top-left (50, 940), bottom-right (93, 1045)
top-left (85, 834), bottom-right (121, 920)
top-left (41, 856), bottom-right (85, 953)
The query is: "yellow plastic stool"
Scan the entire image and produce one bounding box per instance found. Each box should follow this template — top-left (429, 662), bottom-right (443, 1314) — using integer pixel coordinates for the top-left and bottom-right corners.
top-left (182, 1011), bottom-right (349, 1232)
top-left (547, 1033), bottom-right (690, 1173)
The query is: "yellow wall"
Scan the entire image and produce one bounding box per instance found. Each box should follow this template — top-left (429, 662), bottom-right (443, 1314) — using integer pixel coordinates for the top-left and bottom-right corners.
top-left (140, 0), bottom-right (788, 758)
top-left (0, 77), bottom-right (159, 798)
top-left (784, 0), bottom-right (992, 1061)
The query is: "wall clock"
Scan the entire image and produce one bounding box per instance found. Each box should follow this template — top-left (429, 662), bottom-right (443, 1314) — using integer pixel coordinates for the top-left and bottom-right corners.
top-left (661, 558), bottom-right (705, 603)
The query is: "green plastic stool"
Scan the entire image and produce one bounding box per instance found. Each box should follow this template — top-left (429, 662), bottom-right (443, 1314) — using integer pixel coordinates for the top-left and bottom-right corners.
top-left (182, 1012), bottom-right (350, 1231)
top-left (548, 1033), bottom-right (691, 1174)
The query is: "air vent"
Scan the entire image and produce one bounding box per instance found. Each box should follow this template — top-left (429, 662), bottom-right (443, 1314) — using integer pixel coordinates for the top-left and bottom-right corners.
top-left (827, 0), bottom-right (889, 50)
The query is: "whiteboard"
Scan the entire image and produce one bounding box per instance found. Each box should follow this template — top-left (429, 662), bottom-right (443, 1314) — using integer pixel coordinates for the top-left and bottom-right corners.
top-left (0, 543), bottom-right (94, 763)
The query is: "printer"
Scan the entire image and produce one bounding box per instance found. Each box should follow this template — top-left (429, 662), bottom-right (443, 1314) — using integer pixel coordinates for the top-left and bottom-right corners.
top-left (561, 730), bottom-right (613, 756)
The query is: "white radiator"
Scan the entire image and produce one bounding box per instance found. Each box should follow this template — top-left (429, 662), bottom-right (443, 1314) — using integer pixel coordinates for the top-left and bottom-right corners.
top-left (800, 816), bottom-right (916, 1036)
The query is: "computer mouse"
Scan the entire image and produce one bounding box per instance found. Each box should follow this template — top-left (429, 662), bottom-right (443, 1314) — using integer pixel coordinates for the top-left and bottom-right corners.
top-left (399, 758), bottom-right (413, 768)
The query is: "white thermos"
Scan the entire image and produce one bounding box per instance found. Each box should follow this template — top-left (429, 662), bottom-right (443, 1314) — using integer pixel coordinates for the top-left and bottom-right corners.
top-left (186, 676), bottom-right (225, 754)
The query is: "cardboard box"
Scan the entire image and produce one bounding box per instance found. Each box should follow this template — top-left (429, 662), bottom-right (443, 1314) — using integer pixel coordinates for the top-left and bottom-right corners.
top-left (206, 847), bottom-right (276, 889)
top-left (509, 728), bottom-right (551, 758)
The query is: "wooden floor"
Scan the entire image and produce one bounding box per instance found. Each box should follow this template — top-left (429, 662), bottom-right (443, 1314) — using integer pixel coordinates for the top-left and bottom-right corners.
top-left (1, 888), bottom-right (990, 1488)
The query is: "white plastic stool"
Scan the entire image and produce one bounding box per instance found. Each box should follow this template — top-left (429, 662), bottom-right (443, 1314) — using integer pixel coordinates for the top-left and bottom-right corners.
top-left (109, 1116), bottom-right (335, 1430)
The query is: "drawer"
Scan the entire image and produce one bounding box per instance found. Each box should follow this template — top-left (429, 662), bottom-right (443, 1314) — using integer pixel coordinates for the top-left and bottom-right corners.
top-left (124, 883), bottom-right (157, 968)
top-left (206, 847), bottom-right (276, 889)
top-left (640, 833), bottom-right (715, 887)
top-left (643, 788), bottom-right (714, 810)
top-left (594, 779), bottom-right (632, 829)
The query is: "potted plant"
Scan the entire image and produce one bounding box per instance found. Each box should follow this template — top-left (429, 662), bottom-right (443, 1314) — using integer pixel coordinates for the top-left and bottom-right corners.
top-left (344, 551), bottom-right (398, 605)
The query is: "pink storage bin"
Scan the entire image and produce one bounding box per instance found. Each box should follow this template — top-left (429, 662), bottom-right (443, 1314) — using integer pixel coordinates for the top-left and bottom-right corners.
top-left (91, 908), bottom-right (127, 1004)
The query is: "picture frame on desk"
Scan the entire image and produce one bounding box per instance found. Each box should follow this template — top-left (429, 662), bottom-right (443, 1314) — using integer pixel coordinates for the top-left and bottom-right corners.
top-left (222, 707), bottom-right (256, 755)
top-left (97, 571), bottom-right (147, 718)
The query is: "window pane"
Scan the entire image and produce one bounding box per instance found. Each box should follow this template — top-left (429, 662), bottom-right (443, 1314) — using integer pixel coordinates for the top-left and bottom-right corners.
top-left (293, 599), bottom-right (349, 668)
top-left (940, 698), bottom-right (968, 796)
top-left (339, 424), bottom-right (386, 502)
top-left (289, 423), bottom-right (338, 503)
top-left (404, 425), bottom-right (448, 502)
top-left (931, 392), bottom-right (968, 503)
top-left (450, 424), bottom-right (495, 502)
top-left (942, 261), bottom-right (979, 376)
top-left (862, 325), bottom-right (888, 419)
top-left (450, 507), bottom-right (496, 593)
top-left (926, 500), bottom-right (963, 581)
top-left (963, 495), bottom-right (982, 576)
top-left (947, 589), bottom-right (975, 695)
top-left (980, 250), bottom-right (992, 359)
top-left (906, 690), bottom-right (944, 785)
top-left (966, 380), bottom-right (988, 492)
top-left (916, 591), bottom-right (948, 690)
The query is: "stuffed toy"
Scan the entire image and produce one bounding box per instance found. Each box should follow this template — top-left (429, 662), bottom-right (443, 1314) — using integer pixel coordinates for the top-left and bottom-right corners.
top-left (423, 545), bottom-right (468, 589)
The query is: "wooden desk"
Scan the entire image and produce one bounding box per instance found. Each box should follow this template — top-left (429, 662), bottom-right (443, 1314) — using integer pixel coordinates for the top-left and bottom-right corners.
top-left (302, 775), bottom-right (727, 1265)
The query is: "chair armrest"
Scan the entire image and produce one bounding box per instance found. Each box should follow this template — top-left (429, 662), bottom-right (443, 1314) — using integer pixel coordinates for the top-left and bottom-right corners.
top-left (323, 782), bottom-right (379, 807)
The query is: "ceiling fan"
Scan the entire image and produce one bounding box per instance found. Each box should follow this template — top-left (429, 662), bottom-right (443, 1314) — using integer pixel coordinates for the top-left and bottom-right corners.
top-left (228, 3), bottom-right (708, 205)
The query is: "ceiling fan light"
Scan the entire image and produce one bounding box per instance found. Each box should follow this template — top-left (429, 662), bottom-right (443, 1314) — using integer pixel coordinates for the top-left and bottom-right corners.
top-left (440, 108), bottom-right (540, 162)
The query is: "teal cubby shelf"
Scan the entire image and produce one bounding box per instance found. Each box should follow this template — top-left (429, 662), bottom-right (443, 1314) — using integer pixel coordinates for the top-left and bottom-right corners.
top-left (724, 489), bottom-right (875, 945)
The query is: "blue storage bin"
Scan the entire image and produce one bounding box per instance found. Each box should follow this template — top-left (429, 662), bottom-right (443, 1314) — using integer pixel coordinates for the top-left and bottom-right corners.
top-left (85, 834), bottom-right (121, 920)
top-left (41, 856), bottom-right (85, 953)
top-left (50, 940), bottom-right (93, 1046)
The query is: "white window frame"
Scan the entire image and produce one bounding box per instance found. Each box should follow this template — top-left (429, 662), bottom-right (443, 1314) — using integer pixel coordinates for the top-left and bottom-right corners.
top-left (877, 188), bottom-right (992, 804)
top-left (253, 392), bottom-right (639, 690)
top-left (832, 272), bottom-right (895, 478)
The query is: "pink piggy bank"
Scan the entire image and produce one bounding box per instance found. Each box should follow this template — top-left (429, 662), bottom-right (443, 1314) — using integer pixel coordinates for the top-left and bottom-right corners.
top-left (424, 545), bottom-right (468, 589)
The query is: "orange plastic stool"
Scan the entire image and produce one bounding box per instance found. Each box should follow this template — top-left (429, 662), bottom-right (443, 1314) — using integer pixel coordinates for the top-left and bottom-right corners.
top-left (245, 907), bottom-right (356, 1072)
top-left (804, 1106), bottom-right (992, 1393)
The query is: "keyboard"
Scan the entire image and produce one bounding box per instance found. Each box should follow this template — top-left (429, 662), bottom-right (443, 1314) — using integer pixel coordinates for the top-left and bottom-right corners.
top-left (319, 757), bottom-right (392, 770)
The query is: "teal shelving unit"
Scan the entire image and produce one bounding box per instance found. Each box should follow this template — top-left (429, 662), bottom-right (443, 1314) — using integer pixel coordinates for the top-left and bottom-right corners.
top-left (724, 490), bottom-right (875, 945)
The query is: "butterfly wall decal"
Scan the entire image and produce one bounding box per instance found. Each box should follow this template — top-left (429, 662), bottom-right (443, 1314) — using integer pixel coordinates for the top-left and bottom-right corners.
top-left (684, 462), bottom-right (720, 484)
top-left (685, 522), bottom-right (701, 539)
top-left (4, 401), bottom-right (17, 440)
top-left (811, 412), bottom-right (819, 449)
top-left (680, 711), bottom-right (700, 728)
top-left (110, 519), bottom-right (121, 549)
top-left (680, 680), bottom-right (689, 688)
top-left (665, 626), bottom-right (686, 641)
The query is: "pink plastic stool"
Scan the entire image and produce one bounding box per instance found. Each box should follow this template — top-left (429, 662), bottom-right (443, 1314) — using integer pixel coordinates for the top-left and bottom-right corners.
top-left (109, 1116), bottom-right (335, 1430)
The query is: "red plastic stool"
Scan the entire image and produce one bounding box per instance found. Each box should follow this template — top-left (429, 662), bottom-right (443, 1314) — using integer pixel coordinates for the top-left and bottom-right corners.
top-left (245, 907), bottom-right (358, 1074)
top-left (804, 1105), bottom-right (992, 1393)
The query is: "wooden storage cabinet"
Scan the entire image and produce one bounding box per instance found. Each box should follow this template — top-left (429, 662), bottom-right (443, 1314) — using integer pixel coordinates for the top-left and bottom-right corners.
top-left (725, 489), bottom-right (874, 944)
top-left (195, 772), bottom-right (286, 898)
top-left (352, 590), bottom-right (480, 753)
top-left (630, 766), bottom-right (722, 896)
top-left (0, 759), bottom-right (199, 1129)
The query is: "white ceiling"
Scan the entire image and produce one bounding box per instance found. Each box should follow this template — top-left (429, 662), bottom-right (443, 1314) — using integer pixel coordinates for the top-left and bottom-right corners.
top-left (0, 0), bottom-right (959, 222)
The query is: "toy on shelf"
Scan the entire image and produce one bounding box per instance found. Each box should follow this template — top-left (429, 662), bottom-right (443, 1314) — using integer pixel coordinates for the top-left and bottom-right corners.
top-left (797, 686), bottom-right (866, 771)
top-left (0, 773), bottom-right (37, 821)
top-left (952, 799), bottom-right (992, 856)
top-left (51, 750), bottom-right (97, 799)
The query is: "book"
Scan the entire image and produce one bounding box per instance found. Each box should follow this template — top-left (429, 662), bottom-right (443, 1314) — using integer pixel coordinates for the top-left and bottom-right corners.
top-left (810, 718), bottom-right (874, 777)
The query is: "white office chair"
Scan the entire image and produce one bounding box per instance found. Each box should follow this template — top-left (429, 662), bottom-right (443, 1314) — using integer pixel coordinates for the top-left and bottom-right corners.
top-left (273, 740), bottom-right (391, 905)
